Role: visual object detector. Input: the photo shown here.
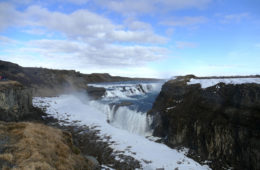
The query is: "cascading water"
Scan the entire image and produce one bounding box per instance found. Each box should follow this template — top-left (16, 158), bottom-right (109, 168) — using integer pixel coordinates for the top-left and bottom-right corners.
top-left (88, 81), bottom-right (163, 136)
top-left (33, 81), bottom-right (211, 170)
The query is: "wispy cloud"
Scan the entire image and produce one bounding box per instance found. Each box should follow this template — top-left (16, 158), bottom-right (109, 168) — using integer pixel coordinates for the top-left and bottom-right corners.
top-left (161, 16), bottom-right (208, 27)
top-left (217, 12), bottom-right (250, 24)
top-left (22, 5), bottom-right (167, 44)
top-left (0, 2), bottom-right (169, 71)
top-left (95, 0), bottom-right (212, 15)
top-left (176, 41), bottom-right (198, 49)
top-left (0, 35), bottom-right (17, 44)
top-left (0, 2), bottom-right (24, 31)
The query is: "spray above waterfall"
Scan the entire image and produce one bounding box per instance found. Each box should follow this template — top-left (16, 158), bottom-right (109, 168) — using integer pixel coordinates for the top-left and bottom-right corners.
top-left (88, 81), bottom-right (162, 99)
top-left (88, 81), bottom-right (163, 135)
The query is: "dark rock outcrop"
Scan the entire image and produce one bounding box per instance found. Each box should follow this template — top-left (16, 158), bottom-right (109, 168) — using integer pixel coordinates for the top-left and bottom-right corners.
top-left (0, 81), bottom-right (32, 121)
top-left (109, 102), bottom-right (133, 114)
top-left (86, 86), bottom-right (106, 100)
top-left (148, 75), bottom-right (260, 170)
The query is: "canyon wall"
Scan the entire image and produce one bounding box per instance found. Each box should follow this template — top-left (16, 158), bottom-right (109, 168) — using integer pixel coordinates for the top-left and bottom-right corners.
top-left (148, 75), bottom-right (260, 169)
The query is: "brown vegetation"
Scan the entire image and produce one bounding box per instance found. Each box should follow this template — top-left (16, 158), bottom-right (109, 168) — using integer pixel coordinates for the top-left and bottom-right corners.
top-left (0, 122), bottom-right (94, 170)
top-left (0, 81), bottom-right (23, 91)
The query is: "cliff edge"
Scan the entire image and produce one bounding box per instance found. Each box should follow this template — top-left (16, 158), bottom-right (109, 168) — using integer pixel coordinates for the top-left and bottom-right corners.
top-left (148, 75), bottom-right (260, 170)
top-left (0, 81), bottom-right (32, 121)
top-left (0, 82), bottom-right (99, 169)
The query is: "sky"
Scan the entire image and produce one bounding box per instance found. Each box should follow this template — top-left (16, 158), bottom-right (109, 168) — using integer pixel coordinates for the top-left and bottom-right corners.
top-left (0, 0), bottom-right (259, 78)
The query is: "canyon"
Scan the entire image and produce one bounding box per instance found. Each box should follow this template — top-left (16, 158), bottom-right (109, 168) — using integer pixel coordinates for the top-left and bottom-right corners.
top-left (0, 60), bottom-right (259, 169)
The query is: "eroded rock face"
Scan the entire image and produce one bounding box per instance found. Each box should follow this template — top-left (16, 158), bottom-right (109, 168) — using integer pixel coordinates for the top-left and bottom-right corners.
top-left (86, 86), bottom-right (106, 100)
top-left (148, 76), bottom-right (260, 170)
top-left (0, 81), bottom-right (32, 121)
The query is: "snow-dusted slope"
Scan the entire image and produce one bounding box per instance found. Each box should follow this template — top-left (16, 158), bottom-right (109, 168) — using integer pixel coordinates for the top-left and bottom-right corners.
top-left (33, 95), bottom-right (210, 170)
top-left (188, 78), bottom-right (260, 88)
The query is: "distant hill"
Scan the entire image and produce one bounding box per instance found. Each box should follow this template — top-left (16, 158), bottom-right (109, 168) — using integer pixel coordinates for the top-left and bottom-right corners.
top-left (0, 60), bottom-right (158, 97)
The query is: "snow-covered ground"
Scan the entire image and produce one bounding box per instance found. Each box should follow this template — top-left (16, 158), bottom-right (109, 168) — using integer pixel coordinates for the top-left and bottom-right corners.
top-left (33, 95), bottom-right (210, 170)
top-left (188, 78), bottom-right (260, 88)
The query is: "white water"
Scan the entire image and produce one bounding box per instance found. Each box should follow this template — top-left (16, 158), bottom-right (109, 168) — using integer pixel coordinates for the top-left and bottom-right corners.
top-left (111, 106), bottom-right (151, 135)
top-left (88, 82), bottom-right (162, 136)
top-left (89, 100), bottom-right (152, 135)
top-left (88, 82), bottom-right (162, 99)
top-left (33, 81), bottom-right (211, 170)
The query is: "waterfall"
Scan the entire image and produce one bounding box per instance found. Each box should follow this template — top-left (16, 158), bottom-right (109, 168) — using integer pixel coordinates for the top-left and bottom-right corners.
top-left (88, 81), bottom-right (163, 136)
top-left (89, 100), bottom-right (152, 136)
top-left (110, 106), bottom-right (152, 135)
top-left (88, 82), bottom-right (162, 99)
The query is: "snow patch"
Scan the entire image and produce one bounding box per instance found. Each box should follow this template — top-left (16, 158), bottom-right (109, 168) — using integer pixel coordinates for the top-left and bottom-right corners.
top-left (166, 106), bottom-right (176, 111)
top-left (187, 78), bottom-right (260, 88)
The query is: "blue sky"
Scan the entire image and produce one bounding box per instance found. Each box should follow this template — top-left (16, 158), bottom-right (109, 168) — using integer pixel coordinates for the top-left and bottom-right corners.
top-left (0, 0), bottom-right (259, 78)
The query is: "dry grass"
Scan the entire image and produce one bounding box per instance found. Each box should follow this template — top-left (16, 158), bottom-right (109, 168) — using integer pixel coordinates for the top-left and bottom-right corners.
top-left (0, 81), bottom-right (21, 86)
top-left (0, 153), bottom-right (13, 162)
top-left (0, 81), bottom-right (23, 90)
top-left (0, 122), bottom-right (92, 170)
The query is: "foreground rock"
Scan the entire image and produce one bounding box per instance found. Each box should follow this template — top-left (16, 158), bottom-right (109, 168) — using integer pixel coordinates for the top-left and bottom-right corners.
top-left (0, 81), bottom-right (32, 121)
top-left (148, 75), bottom-right (260, 170)
top-left (0, 121), bottom-right (96, 170)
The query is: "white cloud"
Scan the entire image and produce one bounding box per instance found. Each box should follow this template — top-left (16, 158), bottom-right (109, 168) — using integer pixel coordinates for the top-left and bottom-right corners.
top-left (217, 13), bottom-right (250, 24)
top-left (22, 28), bottom-right (49, 36)
top-left (2, 38), bottom-right (167, 69)
top-left (18, 5), bottom-right (166, 44)
top-left (161, 16), bottom-right (208, 27)
top-left (110, 30), bottom-right (167, 43)
top-left (0, 35), bottom-right (17, 44)
top-left (96, 0), bottom-right (212, 15)
top-left (124, 19), bottom-right (152, 31)
top-left (62, 0), bottom-right (89, 5)
top-left (0, 2), bottom-right (170, 78)
top-left (7, 0), bottom-right (33, 5)
top-left (1, 53), bottom-right (162, 78)
top-left (0, 2), bottom-right (23, 31)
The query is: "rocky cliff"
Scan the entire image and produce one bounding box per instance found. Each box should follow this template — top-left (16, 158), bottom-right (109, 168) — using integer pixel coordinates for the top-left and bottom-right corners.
top-left (0, 60), bottom-right (158, 97)
top-left (0, 81), bottom-right (32, 121)
top-left (148, 75), bottom-right (260, 170)
top-left (0, 82), bottom-right (100, 169)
